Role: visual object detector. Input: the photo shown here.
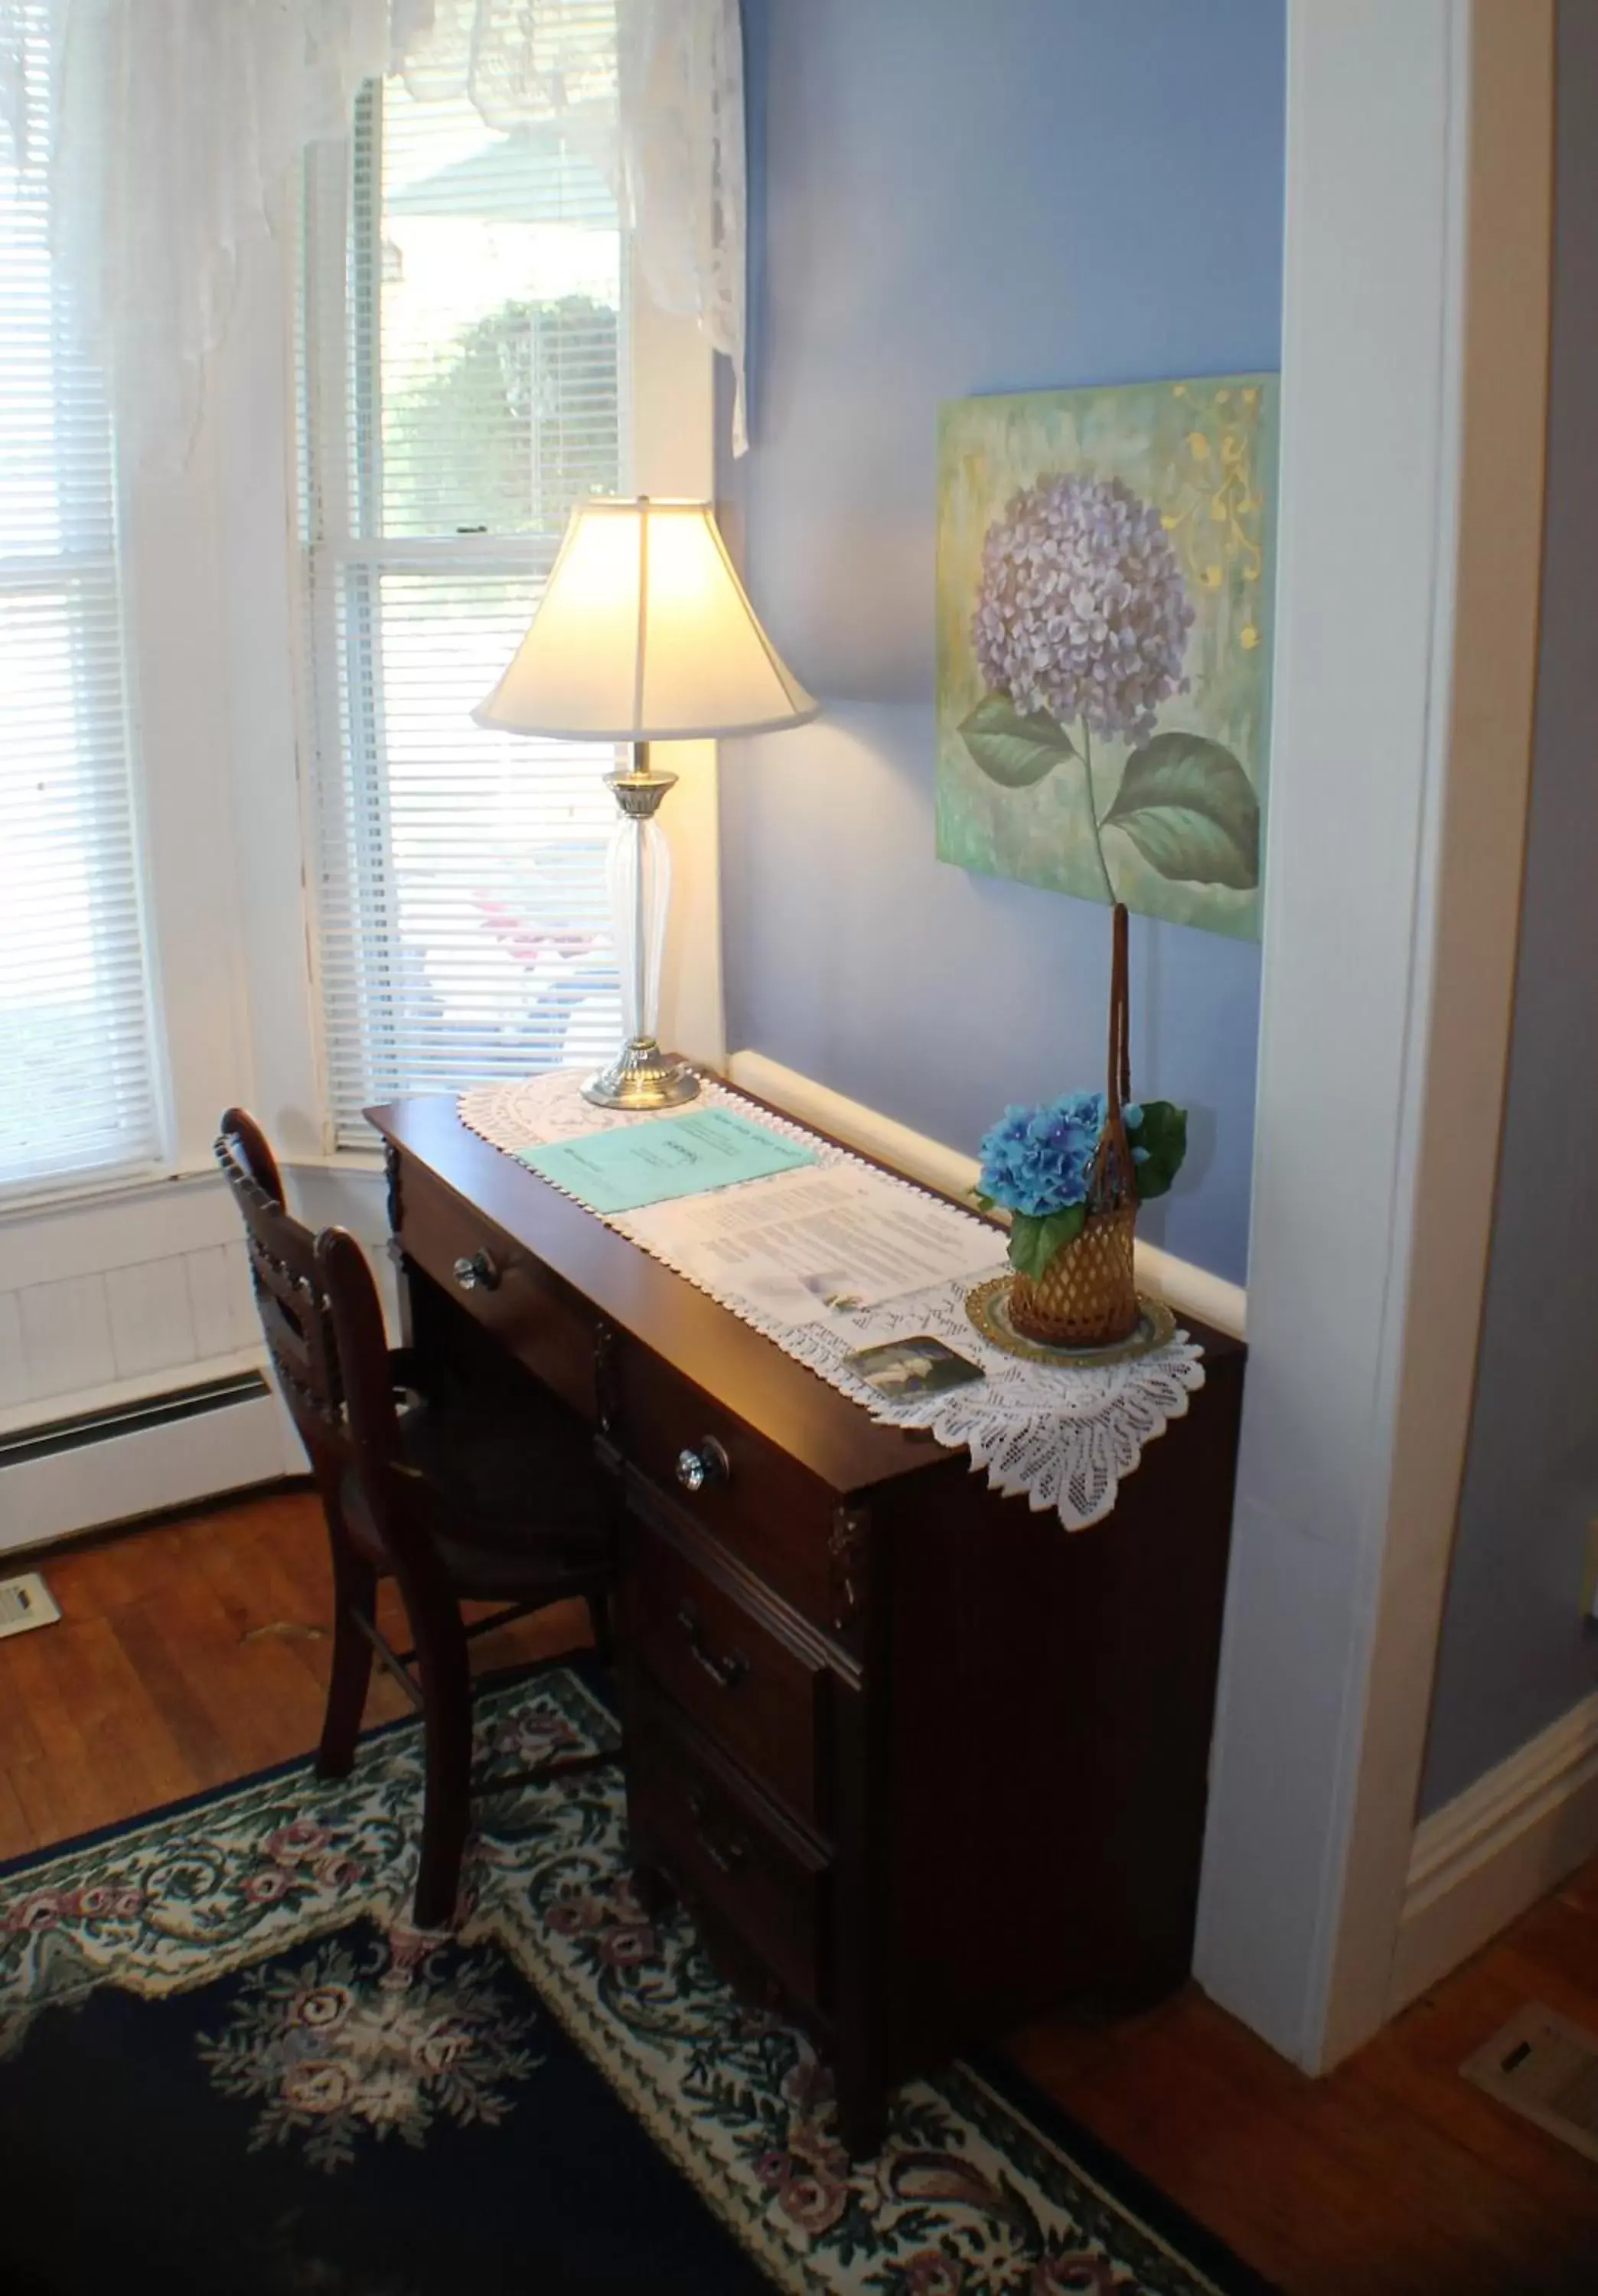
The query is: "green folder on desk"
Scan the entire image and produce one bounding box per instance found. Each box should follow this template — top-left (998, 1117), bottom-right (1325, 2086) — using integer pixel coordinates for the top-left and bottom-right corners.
top-left (517, 1106), bottom-right (816, 1215)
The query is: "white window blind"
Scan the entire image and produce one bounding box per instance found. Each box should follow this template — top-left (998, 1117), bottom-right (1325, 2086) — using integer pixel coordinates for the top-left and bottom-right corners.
top-left (0, 2), bottom-right (161, 1199)
top-left (300, 44), bottom-right (628, 1150)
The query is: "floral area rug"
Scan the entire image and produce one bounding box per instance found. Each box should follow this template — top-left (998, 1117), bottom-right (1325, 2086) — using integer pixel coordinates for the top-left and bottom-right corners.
top-left (0, 1668), bottom-right (1277, 2296)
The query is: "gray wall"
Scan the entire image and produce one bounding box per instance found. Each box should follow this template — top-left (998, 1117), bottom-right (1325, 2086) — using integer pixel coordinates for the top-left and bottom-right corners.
top-left (716, 0), bottom-right (1285, 1286)
top-left (1420, 3), bottom-right (1598, 1814)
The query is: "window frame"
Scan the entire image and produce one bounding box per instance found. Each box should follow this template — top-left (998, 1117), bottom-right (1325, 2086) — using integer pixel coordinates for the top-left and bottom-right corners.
top-left (295, 73), bottom-right (696, 1152)
top-left (0, 29), bottom-right (716, 1456)
top-left (0, 5), bottom-right (169, 1212)
top-left (0, 70), bottom-right (720, 1225)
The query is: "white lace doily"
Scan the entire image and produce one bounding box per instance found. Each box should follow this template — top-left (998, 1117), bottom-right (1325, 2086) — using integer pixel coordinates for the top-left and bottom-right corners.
top-left (458, 1070), bottom-right (1205, 1531)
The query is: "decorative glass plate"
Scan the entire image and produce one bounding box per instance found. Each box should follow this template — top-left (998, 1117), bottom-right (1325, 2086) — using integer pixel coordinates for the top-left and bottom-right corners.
top-left (964, 1277), bottom-right (1177, 1368)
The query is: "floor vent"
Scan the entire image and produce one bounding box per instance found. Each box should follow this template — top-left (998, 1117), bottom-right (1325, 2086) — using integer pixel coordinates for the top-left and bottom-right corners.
top-left (0, 1572), bottom-right (62, 1640)
top-left (1463, 2004), bottom-right (1598, 2164)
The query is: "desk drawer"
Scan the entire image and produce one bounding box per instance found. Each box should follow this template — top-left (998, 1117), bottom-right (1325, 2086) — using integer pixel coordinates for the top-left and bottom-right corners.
top-left (621, 1508), bottom-right (829, 1831)
top-left (398, 1162), bottom-right (595, 1421)
top-left (615, 1339), bottom-right (837, 1629)
top-left (628, 1698), bottom-right (830, 2014)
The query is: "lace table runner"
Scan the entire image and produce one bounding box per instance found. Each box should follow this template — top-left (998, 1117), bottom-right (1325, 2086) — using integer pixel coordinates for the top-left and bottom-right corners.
top-left (458, 1071), bottom-right (1204, 1531)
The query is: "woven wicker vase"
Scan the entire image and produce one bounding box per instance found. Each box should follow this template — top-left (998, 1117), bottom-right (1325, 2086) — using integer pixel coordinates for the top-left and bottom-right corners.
top-left (1008, 1202), bottom-right (1139, 1349)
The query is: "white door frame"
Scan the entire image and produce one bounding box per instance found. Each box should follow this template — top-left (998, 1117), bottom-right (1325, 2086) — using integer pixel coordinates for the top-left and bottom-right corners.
top-left (1194, 0), bottom-right (1554, 2071)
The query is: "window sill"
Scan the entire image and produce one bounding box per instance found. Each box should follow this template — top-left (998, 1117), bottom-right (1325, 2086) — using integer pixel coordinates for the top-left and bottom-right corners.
top-left (0, 1161), bottom-right (195, 1226)
top-left (0, 1145), bottom-right (390, 1234)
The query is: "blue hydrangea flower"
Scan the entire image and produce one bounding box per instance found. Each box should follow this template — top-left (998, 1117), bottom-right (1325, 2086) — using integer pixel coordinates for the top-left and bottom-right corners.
top-left (971, 472), bottom-right (1194, 744)
top-left (978, 1091), bottom-right (1107, 1217)
top-left (979, 1093), bottom-right (1152, 1215)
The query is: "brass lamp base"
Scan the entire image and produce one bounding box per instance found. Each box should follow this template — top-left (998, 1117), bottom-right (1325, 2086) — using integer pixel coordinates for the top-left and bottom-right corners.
top-left (582, 1036), bottom-right (700, 1110)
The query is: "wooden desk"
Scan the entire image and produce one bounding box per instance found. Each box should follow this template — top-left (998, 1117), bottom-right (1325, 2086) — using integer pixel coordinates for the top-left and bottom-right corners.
top-left (368, 1091), bottom-right (1246, 2153)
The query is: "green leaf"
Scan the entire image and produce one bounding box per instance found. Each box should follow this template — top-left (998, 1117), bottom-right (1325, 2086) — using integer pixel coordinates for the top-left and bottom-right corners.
top-left (1128, 1099), bottom-right (1188, 1201)
top-left (1101, 732), bottom-right (1260, 888)
top-left (1007, 1203), bottom-right (1086, 1279)
top-left (958, 695), bottom-right (1078, 788)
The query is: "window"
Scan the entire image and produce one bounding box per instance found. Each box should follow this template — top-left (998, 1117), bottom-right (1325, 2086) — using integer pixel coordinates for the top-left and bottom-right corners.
top-left (299, 45), bottom-right (628, 1150)
top-left (0, 2), bottom-right (161, 1199)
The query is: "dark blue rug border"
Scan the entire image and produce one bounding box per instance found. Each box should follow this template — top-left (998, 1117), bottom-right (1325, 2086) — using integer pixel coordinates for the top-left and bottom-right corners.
top-left (965, 2043), bottom-right (1286, 2296)
top-left (2, 1655), bottom-right (1280, 2295)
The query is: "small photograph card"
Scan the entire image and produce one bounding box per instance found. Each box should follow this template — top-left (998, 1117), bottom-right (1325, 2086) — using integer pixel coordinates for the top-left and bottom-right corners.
top-left (518, 1106), bottom-right (817, 1216)
top-left (843, 1336), bottom-right (987, 1401)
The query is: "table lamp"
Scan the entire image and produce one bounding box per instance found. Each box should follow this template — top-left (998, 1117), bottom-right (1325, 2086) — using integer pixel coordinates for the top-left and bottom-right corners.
top-left (475, 496), bottom-right (817, 1110)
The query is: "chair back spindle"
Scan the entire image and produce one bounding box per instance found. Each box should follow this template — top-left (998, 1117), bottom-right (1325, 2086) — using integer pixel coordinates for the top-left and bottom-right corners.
top-left (215, 1108), bottom-right (346, 1486)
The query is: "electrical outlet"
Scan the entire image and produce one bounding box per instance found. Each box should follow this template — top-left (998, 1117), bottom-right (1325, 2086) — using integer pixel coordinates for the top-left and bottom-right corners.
top-left (1583, 1520), bottom-right (1598, 1622)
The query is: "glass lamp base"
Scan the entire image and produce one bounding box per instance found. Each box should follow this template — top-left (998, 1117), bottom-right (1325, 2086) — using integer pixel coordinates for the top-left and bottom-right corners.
top-left (582, 1036), bottom-right (700, 1110)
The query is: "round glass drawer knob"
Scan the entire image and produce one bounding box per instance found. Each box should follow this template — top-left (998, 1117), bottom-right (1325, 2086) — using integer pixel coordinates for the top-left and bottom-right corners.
top-left (676, 1437), bottom-right (729, 1493)
top-left (452, 1250), bottom-right (499, 1292)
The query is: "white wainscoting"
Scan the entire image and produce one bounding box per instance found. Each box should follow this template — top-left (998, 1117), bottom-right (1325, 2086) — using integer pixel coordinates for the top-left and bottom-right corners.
top-left (0, 1173), bottom-right (260, 1432)
top-left (1390, 1687), bottom-right (1598, 2014)
top-left (0, 1160), bottom-right (394, 1551)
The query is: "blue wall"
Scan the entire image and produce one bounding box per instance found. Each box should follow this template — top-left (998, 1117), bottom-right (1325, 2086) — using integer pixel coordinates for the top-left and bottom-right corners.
top-left (1420, 1), bottom-right (1598, 1815)
top-left (717, 0), bottom-right (1286, 1284)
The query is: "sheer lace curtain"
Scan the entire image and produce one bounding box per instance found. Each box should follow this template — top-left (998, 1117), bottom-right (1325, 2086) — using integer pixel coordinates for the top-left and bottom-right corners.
top-left (0, 0), bottom-right (747, 476)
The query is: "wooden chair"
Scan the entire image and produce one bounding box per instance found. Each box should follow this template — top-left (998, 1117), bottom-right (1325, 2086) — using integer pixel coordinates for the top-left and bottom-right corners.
top-left (216, 1107), bottom-right (616, 1929)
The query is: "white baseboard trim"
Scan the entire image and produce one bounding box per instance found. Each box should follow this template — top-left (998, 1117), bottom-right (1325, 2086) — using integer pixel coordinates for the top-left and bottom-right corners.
top-left (1389, 1686), bottom-right (1598, 2014)
top-left (726, 1049), bottom-right (1247, 1339)
top-left (0, 1375), bottom-right (297, 1555)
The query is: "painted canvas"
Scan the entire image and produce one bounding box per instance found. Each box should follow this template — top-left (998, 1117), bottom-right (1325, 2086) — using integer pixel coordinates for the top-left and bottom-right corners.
top-left (935, 374), bottom-right (1278, 939)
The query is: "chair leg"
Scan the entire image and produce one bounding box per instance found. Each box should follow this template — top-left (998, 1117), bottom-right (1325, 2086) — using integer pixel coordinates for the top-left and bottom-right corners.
top-left (411, 1600), bottom-right (474, 1932)
top-left (315, 1551), bottom-right (377, 1781)
top-left (585, 1588), bottom-right (613, 1667)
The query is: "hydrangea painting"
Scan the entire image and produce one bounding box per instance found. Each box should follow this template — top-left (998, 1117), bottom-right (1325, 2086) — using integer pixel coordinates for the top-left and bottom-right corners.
top-left (936, 375), bottom-right (1278, 939)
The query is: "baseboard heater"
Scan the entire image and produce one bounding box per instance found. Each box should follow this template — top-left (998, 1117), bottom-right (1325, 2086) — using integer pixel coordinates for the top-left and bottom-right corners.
top-left (0, 1370), bottom-right (272, 1471)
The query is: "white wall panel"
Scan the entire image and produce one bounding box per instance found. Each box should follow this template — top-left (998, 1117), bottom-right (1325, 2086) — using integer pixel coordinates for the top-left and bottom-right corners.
top-left (0, 1293), bottom-right (26, 1410)
top-left (223, 1240), bottom-right (261, 1351)
top-left (105, 1257), bottom-right (197, 1379)
top-left (17, 1275), bottom-right (116, 1400)
top-left (0, 1172), bottom-right (243, 1291)
top-left (182, 1244), bottom-right (235, 1362)
top-left (184, 1241), bottom-right (258, 1361)
top-left (0, 1235), bottom-right (268, 1436)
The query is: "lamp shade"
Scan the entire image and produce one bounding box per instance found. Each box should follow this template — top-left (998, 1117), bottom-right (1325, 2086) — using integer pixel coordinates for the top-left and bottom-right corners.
top-left (474, 496), bottom-right (817, 742)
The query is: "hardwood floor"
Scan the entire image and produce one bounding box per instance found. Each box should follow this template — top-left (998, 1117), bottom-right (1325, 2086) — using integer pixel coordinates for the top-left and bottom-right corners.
top-left (0, 1486), bottom-right (589, 1855)
top-left (4, 1487), bottom-right (1596, 2294)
